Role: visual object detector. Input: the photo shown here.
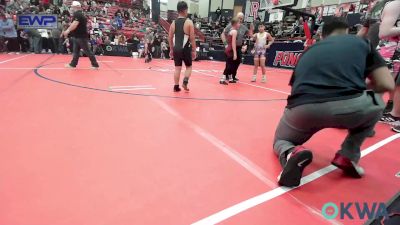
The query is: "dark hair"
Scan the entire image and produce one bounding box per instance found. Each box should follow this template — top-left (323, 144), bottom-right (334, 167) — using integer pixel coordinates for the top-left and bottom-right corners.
top-left (258, 23), bottom-right (265, 27)
top-left (231, 17), bottom-right (239, 26)
top-left (322, 19), bottom-right (348, 38)
top-left (177, 1), bottom-right (188, 13)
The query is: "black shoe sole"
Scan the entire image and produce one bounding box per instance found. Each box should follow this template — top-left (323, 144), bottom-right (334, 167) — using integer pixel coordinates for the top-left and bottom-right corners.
top-left (219, 81), bottom-right (228, 85)
top-left (278, 150), bottom-right (313, 187)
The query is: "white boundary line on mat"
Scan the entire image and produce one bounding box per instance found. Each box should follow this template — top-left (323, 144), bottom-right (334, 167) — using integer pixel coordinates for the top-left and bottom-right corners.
top-left (151, 97), bottom-right (276, 187)
top-left (154, 61), bottom-right (291, 95)
top-left (0, 67), bottom-right (151, 71)
top-left (109, 87), bottom-right (156, 91)
top-left (190, 133), bottom-right (400, 225)
top-left (0, 54), bottom-right (31, 64)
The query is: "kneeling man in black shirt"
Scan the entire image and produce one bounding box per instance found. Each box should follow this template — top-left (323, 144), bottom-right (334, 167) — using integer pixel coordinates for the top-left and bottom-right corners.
top-left (274, 19), bottom-right (395, 187)
top-left (62, 1), bottom-right (99, 69)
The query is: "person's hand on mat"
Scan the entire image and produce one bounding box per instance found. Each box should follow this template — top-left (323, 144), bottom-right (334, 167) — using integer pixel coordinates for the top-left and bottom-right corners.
top-left (192, 50), bottom-right (197, 60)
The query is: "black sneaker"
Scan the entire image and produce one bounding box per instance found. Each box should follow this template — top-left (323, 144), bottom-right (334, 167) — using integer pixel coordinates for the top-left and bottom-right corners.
top-left (278, 146), bottom-right (313, 187)
top-left (173, 85), bottom-right (181, 92)
top-left (229, 80), bottom-right (237, 83)
top-left (233, 78), bottom-right (239, 81)
top-left (219, 80), bottom-right (228, 85)
top-left (65, 64), bottom-right (76, 68)
top-left (384, 101), bottom-right (394, 114)
top-left (380, 113), bottom-right (400, 124)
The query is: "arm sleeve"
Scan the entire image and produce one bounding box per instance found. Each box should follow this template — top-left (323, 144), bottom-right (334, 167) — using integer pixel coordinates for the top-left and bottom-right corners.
top-left (364, 42), bottom-right (387, 76)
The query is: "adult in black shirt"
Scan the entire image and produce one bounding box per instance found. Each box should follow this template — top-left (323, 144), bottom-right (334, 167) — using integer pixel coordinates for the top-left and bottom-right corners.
top-left (215, 7), bottom-right (221, 20)
top-left (62, 1), bottom-right (99, 68)
top-left (30, 0), bottom-right (39, 6)
top-left (273, 19), bottom-right (394, 187)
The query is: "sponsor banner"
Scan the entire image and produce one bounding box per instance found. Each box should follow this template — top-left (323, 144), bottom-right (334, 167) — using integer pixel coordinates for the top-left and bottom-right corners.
top-left (266, 42), bottom-right (304, 69)
top-left (17, 14), bottom-right (58, 29)
top-left (273, 50), bottom-right (303, 68)
top-left (102, 44), bottom-right (132, 57)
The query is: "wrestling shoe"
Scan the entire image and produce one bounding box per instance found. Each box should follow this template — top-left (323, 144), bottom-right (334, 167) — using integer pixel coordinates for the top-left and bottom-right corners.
top-left (65, 64), bottom-right (75, 68)
top-left (261, 75), bottom-right (267, 83)
top-left (228, 75), bottom-right (235, 83)
top-left (278, 146), bottom-right (313, 187)
top-left (219, 79), bottom-right (228, 85)
top-left (173, 85), bottom-right (181, 92)
top-left (182, 80), bottom-right (189, 91)
top-left (380, 113), bottom-right (400, 125)
top-left (392, 121), bottom-right (400, 133)
top-left (331, 153), bottom-right (364, 178)
top-left (251, 75), bottom-right (257, 82)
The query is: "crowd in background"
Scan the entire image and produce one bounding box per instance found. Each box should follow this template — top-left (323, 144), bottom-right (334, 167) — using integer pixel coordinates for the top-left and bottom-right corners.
top-left (0, 0), bottom-right (169, 58)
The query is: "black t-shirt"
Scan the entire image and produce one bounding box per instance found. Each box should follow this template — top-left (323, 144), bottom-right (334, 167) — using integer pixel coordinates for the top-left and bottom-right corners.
top-left (287, 35), bottom-right (386, 109)
top-left (153, 38), bottom-right (161, 47)
top-left (71, 11), bottom-right (88, 38)
top-left (30, 0), bottom-right (39, 6)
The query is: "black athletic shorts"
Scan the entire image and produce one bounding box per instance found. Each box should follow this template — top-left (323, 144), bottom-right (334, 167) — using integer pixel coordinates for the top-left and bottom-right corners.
top-left (173, 47), bottom-right (192, 67)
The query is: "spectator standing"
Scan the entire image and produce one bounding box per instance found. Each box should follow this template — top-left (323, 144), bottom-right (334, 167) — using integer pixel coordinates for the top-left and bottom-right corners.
top-left (0, 13), bottom-right (19, 52)
top-left (161, 39), bottom-right (168, 59)
top-left (51, 23), bottom-right (62, 53)
top-left (138, 39), bottom-right (145, 58)
top-left (30, 0), bottom-right (39, 6)
top-left (118, 32), bottom-right (127, 45)
top-left (103, 35), bottom-right (111, 45)
top-left (153, 34), bottom-right (161, 58)
top-left (62, 1), bottom-right (99, 69)
top-left (17, 29), bottom-right (29, 52)
top-left (24, 28), bottom-right (42, 53)
top-left (114, 14), bottom-right (123, 30)
top-left (38, 29), bottom-right (50, 53)
top-left (215, 6), bottom-right (221, 20)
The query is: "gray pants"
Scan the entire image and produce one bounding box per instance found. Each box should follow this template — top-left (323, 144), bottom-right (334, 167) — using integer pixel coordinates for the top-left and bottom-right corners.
top-left (29, 37), bottom-right (42, 54)
top-left (273, 91), bottom-right (384, 165)
top-left (70, 37), bottom-right (99, 67)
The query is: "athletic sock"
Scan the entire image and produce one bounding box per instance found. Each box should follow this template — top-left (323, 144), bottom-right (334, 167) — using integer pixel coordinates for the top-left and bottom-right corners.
top-left (183, 77), bottom-right (189, 86)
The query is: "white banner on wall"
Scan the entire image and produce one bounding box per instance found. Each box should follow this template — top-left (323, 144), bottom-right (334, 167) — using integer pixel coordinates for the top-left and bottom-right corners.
top-left (245, 0), bottom-right (265, 22)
